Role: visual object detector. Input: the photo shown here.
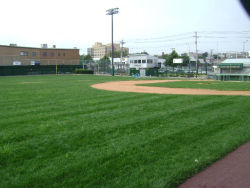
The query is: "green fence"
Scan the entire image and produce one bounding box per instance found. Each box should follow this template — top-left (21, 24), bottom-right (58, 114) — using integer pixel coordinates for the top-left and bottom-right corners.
top-left (130, 68), bottom-right (140, 76)
top-left (0, 65), bottom-right (93, 76)
top-left (130, 68), bottom-right (159, 77)
top-left (216, 74), bottom-right (250, 81)
top-left (146, 68), bottom-right (158, 76)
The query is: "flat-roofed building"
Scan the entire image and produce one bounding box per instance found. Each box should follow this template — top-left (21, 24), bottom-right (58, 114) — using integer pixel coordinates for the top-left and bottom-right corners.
top-left (87, 42), bottom-right (129, 58)
top-left (0, 44), bottom-right (80, 66)
top-left (217, 58), bottom-right (250, 81)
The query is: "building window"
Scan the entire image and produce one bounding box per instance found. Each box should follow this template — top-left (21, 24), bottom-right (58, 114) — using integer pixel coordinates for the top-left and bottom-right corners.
top-left (130, 60), bottom-right (133, 63)
top-left (142, 60), bottom-right (146, 63)
top-left (43, 52), bottom-right (47, 56)
top-left (32, 52), bottom-right (36, 56)
top-left (20, 51), bottom-right (28, 56)
top-left (134, 60), bottom-right (138, 64)
top-left (63, 53), bottom-right (66, 56)
top-left (58, 52), bottom-right (61, 56)
top-left (50, 52), bottom-right (54, 57)
top-left (147, 59), bottom-right (153, 64)
top-left (138, 60), bottom-right (141, 63)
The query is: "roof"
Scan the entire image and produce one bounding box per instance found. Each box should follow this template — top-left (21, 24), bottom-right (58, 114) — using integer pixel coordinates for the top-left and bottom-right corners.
top-left (0, 44), bottom-right (78, 50)
top-left (218, 63), bottom-right (243, 69)
top-left (128, 54), bottom-right (157, 59)
top-left (221, 58), bottom-right (250, 65)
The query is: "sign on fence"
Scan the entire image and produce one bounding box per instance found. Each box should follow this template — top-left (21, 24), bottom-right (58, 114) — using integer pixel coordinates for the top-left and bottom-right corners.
top-left (173, 58), bottom-right (183, 64)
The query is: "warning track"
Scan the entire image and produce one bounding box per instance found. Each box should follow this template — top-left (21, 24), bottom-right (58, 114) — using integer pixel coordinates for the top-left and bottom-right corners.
top-left (91, 80), bottom-right (250, 96)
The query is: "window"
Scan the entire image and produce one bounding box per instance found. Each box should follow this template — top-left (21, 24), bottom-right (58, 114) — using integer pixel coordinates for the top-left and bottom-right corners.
top-left (142, 60), bottom-right (146, 63)
top-left (147, 59), bottom-right (153, 64)
top-left (20, 51), bottom-right (28, 56)
top-left (43, 52), bottom-right (47, 56)
top-left (32, 52), bottom-right (36, 56)
top-left (130, 60), bottom-right (133, 63)
top-left (134, 60), bottom-right (138, 63)
top-left (58, 52), bottom-right (61, 56)
top-left (138, 60), bottom-right (141, 63)
top-left (63, 53), bottom-right (66, 56)
top-left (50, 52), bottom-right (54, 57)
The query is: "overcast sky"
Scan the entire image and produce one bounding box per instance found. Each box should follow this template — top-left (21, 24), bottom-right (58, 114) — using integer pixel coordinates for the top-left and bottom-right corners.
top-left (0, 0), bottom-right (249, 55)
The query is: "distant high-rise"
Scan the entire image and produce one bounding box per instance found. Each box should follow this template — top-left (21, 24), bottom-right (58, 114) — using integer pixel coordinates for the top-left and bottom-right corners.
top-left (87, 42), bottom-right (129, 58)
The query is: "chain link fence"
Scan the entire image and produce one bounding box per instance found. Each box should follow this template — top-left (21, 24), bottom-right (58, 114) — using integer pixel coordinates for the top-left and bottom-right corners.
top-left (81, 60), bottom-right (130, 75)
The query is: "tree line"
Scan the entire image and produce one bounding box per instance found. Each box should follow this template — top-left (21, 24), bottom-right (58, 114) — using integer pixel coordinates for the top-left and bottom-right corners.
top-left (80, 50), bottom-right (214, 66)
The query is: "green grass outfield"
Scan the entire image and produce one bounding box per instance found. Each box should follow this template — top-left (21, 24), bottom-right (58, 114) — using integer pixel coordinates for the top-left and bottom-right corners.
top-left (139, 80), bottom-right (250, 91)
top-left (0, 75), bottom-right (250, 188)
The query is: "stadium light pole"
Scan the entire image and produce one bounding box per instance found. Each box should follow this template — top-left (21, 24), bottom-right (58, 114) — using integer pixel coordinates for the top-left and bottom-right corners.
top-left (106, 8), bottom-right (119, 76)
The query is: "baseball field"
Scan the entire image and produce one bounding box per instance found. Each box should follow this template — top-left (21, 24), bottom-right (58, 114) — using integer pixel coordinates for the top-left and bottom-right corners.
top-left (0, 75), bottom-right (250, 187)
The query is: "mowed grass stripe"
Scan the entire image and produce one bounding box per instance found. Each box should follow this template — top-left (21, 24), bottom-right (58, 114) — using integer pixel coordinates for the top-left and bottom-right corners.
top-left (3, 99), bottom-right (248, 188)
top-left (0, 75), bottom-right (250, 188)
top-left (1, 96), bottom-right (246, 166)
top-left (0, 95), bottom-right (224, 162)
top-left (1, 92), bottom-right (143, 123)
top-left (0, 94), bottom-right (214, 139)
top-left (1, 95), bottom-right (246, 160)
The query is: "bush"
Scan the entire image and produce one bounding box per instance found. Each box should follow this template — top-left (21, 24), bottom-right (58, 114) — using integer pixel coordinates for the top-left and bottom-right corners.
top-left (75, 69), bottom-right (94, 74)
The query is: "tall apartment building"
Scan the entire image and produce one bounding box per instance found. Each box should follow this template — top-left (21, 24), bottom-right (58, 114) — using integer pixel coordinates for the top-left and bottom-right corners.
top-left (87, 42), bottom-right (129, 58)
top-left (0, 44), bottom-right (80, 66)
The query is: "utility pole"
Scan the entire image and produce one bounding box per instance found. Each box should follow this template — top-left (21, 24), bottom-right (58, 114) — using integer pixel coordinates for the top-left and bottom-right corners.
top-left (170, 48), bottom-right (175, 72)
top-left (120, 40), bottom-right (125, 66)
top-left (106, 8), bottom-right (119, 76)
top-left (194, 32), bottom-right (198, 78)
top-left (186, 43), bottom-right (191, 73)
top-left (210, 49), bottom-right (213, 65)
top-left (216, 41), bottom-right (219, 64)
top-left (243, 40), bottom-right (248, 58)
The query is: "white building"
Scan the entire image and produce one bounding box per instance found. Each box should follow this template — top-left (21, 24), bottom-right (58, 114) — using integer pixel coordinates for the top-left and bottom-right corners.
top-left (217, 58), bottom-right (250, 81)
top-left (128, 54), bottom-right (159, 69)
top-left (126, 54), bottom-right (164, 76)
top-left (91, 54), bottom-right (164, 76)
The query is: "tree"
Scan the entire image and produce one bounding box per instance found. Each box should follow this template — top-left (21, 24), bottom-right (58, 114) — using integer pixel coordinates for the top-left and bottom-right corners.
top-left (98, 55), bottom-right (111, 73)
top-left (202, 52), bottom-right (208, 59)
top-left (83, 54), bottom-right (93, 61)
top-left (109, 50), bottom-right (129, 58)
top-left (213, 54), bottom-right (221, 59)
top-left (140, 51), bottom-right (149, 55)
top-left (80, 55), bottom-right (84, 65)
top-left (180, 54), bottom-right (190, 66)
top-left (99, 55), bottom-right (110, 64)
top-left (80, 54), bottom-right (93, 65)
top-left (164, 50), bottom-right (179, 66)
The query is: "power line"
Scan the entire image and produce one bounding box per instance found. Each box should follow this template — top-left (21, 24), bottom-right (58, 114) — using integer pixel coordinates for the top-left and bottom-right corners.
top-left (198, 31), bottom-right (250, 34)
top-left (200, 36), bottom-right (250, 39)
top-left (125, 32), bottom-right (193, 42)
top-left (132, 36), bottom-right (193, 44)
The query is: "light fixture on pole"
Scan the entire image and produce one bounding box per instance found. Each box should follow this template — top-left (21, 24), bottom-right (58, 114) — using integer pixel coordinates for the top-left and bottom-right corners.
top-left (106, 8), bottom-right (119, 76)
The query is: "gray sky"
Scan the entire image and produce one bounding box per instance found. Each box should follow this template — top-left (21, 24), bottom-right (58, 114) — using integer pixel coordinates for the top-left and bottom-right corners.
top-left (0, 0), bottom-right (249, 55)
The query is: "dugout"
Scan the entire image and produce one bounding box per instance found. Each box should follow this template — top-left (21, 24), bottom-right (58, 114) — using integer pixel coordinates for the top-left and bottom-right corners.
top-left (217, 59), bottom-right (250, 81)
top-left (130, 68), bottom-right (158, 77)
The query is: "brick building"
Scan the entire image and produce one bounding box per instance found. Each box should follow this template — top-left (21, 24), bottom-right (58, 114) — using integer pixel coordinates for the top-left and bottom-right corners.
top-left (0, 44), bottom-right (80, 66)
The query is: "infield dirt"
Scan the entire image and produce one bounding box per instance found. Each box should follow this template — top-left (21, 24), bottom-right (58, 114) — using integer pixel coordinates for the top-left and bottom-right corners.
top-left (92, 80), bottom-right (250, 96)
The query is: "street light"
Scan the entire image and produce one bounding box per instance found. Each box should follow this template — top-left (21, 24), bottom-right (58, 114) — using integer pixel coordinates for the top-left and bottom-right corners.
top-left (106, 8), bottom-right (119, 76)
